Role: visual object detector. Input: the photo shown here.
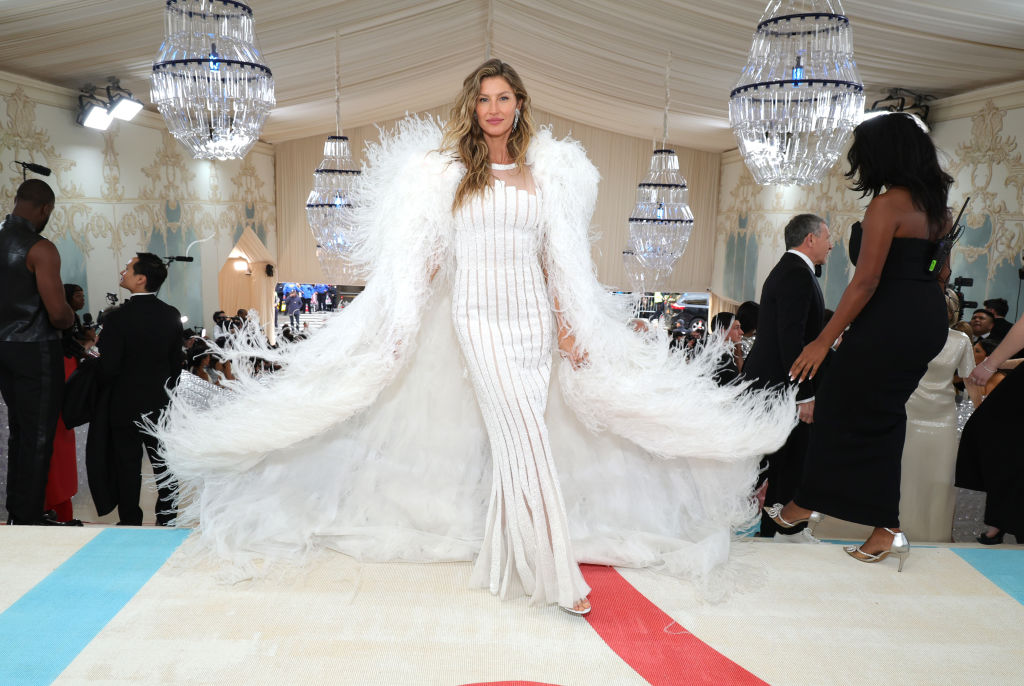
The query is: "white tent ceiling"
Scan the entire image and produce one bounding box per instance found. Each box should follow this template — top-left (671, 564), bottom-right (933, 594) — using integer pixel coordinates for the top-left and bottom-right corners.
top-left (1, 0), bottom-right (1023, 152)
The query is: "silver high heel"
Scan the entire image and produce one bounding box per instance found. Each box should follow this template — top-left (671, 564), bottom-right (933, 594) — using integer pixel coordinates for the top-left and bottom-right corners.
top-left (764, 503), bottom-right (824, 534)
top-left (844, 528), bottom-right (910, 572)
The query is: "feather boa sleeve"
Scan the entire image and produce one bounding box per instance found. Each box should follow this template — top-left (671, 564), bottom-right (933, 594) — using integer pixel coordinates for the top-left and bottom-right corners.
top-left (151, 117), bottom-right (457, 479)
top-left (529, 129), bottom-right (797, 461)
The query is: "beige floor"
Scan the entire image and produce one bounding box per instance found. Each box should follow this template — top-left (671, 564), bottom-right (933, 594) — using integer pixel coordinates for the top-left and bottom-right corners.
top-left (2, 528), bottom-right (1022, 685)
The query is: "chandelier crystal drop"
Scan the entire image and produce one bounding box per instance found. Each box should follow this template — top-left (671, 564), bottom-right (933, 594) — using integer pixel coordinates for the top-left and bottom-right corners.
top-left (729, 0), bottom-right (864, 186)
top-left (622, 246), bottom-right (666, 296)
top-left (151, 0), bottom-right (275, 160)
top-left (626, 149), bottom-right (694, 291)
top-left (307, 136), bottom-right (361, 280)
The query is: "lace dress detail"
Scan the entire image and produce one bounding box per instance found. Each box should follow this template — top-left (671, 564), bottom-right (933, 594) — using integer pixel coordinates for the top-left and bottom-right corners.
top-left (452, 169), bottom-right (589, 607)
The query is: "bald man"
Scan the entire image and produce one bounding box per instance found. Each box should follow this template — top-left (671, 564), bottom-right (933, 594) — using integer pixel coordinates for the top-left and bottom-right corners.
top-left (0, 179), bottom-right (75, 525)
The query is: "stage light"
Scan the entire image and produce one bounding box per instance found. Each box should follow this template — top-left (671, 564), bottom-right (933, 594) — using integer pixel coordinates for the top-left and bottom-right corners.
top-left (76, 85), bottom-right (112, 130)
top-left (106, 77), bottom-right (144, 121)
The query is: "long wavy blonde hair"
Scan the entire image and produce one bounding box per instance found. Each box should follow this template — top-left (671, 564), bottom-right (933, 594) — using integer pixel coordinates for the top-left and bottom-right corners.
top-left (442, 59), bottom-right (536, 212)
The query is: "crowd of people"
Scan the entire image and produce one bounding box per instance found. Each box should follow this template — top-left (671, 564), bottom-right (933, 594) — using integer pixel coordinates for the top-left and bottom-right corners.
top-left (2, 60), bottom-right (1021, 620)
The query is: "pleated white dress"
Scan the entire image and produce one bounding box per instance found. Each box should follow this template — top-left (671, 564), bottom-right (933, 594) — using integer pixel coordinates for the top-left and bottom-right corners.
top-left (452, 165), bottom-right (589, 607)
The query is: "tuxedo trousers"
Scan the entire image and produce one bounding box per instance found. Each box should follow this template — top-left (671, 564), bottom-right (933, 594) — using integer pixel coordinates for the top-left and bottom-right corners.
top-left (0, 340), bottom-right (63, 523)
top-left (111, 422), bottom-right (176, 525)
top-left (759, 420), bottom-right (810, 537)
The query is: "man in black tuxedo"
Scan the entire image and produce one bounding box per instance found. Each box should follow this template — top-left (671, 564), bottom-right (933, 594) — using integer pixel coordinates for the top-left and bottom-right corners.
top-left (744, 214), bottom-right (831, 540)
top-left (96, 253), bottom-right (183, 525)
top-left (983, 298), bottom-right (1012, 341)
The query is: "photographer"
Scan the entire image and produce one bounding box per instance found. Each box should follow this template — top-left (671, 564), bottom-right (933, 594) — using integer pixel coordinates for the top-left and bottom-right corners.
top-left (94, 253), bottom-right (184, 525)
top-left (63, 283), bottom-right (96, 358)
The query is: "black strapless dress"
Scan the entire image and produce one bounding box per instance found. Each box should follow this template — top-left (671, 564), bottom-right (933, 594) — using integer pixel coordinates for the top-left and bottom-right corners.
top-left (796, 222), bottom-right (947, 528)
top-left (956, 366), bottom-right (1024, 536)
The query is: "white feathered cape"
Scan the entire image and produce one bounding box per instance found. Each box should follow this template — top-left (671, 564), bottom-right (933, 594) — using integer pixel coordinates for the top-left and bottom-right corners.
top-left (152, 117), bottom-right (795, 588)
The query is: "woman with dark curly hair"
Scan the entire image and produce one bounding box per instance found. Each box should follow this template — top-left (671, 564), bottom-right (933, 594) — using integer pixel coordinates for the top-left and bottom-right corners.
top-left (767, 113), bottom-right (954, 569)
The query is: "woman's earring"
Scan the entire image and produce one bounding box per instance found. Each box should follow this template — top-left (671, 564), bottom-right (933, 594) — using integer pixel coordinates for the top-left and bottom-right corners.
top-left (513, 109), bottom-right (520, 131)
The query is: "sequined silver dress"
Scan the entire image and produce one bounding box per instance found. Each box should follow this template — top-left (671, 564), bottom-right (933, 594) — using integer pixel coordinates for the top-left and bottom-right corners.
top-left (451, 168), bottom-right (589, 607)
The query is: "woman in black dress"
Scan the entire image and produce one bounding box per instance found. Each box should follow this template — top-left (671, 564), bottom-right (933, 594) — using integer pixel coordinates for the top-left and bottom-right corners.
top-left (765, 113), bottom-right (952, 570)
top-left (958, 317), bottom-right (1024, 544)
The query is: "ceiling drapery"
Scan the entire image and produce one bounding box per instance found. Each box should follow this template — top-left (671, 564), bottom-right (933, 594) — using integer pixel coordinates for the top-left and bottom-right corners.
top-left (0, 0), bottom-right (1022, 152)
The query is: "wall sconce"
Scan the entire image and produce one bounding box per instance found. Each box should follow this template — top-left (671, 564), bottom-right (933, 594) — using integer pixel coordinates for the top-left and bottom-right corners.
top-left (76, 84), bottom-right (112, 130)
top-left (105, 77), bottom-right (144, 121)
top-left (232, 257), bottom-right (251, 274)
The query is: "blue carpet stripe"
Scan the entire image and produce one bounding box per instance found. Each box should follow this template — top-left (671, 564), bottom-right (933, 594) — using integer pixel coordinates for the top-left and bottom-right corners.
top-left (954, 548), bottom-right (1024, 606)
top-left (0, 528), bottom-right (190, 685)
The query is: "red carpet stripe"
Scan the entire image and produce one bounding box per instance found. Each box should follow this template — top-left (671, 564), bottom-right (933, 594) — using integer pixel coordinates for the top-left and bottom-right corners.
top-left (581, 564), bottom-right (767, 686)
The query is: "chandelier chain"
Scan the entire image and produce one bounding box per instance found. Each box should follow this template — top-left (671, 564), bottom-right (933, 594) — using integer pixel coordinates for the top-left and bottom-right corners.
top-left (662, 51), bottom-right (671, 149)
top-left (335, 31), bottom-right (342, 137)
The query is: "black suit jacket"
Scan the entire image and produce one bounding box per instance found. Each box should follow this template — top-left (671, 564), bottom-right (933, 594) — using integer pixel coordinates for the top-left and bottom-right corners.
top-left (743, 252), bottom-right (825, 401)
top-left (97, 294), bottom-right (184, 427)
top-left (991, 317), bottom-right (1012, 342)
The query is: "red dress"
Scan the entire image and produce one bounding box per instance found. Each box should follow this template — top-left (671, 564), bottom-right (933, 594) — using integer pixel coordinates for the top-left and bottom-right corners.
top-left (44, 355), bottom-right (79, 521)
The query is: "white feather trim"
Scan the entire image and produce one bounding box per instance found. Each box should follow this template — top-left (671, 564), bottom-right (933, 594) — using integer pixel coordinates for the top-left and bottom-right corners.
top-left (528, 128), bottom-right (797, 461)
top-left (152, 116), bottom-right (456, 485)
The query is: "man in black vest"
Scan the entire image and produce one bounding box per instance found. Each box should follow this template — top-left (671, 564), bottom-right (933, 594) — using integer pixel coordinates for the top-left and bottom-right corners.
top-left (97, 253), bottom-right (184, 525)
top-left (744, 214), bottom-right (831, 540)
top-left (0, 179), bottom-right (75, 525)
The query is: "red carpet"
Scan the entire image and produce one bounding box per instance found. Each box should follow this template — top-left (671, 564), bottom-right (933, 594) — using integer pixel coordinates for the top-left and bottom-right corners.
top-left (581, 564), bottom-right (767, 686)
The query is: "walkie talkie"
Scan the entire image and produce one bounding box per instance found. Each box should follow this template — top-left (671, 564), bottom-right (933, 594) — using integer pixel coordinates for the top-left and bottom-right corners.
top-left (928, 197), bottom-right (970, 274)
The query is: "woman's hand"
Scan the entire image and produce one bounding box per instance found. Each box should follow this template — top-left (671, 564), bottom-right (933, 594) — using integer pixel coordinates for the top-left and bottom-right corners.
top-left (967, 360), bottom-right (996, 387)
top-left (557, 328), bottom-right (590, 370)
top-left (790, 339), bottom-right (830, 383)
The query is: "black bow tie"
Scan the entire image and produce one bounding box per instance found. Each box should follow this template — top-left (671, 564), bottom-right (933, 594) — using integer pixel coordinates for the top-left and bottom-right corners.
top-left (814, 264), bottom-right (823, 278)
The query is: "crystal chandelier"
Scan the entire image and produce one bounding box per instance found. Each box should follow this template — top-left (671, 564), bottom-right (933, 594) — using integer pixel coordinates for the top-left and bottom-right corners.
top-left (151, 0), bottom-right (275, 160)
top-left (307, 136), bottom-right (360, 280)
top-left (729, 0), bottom-right (864, 186)
top-left (626, 54), bottom-right (694, 292)
top-left (622, 246), bottom-right (668, 295)
top-left (306, 33), bottom-right (360, 282)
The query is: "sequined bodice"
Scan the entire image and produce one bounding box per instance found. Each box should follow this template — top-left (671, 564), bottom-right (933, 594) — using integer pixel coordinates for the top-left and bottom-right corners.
top-left (453, 181), bottom-right (543, 273)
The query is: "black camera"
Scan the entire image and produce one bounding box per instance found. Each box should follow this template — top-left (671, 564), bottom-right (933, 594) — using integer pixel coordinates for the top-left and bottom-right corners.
top-left (950, 276), bottom-right (977, 313)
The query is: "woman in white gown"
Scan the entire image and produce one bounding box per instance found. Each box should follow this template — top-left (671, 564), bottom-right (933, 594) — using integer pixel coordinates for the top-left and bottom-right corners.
top-left (898, 291), bottom-right (975, 541)
top-left (152, 60), bottom-right (795, 613)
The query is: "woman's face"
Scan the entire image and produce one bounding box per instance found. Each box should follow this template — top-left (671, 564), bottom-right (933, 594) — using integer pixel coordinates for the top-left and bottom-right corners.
top-left (728, 319), bottom-right (743, 343)
top-left (475, 76), bottom-right (518, 139)
top-left (70, 290), bottom-right (85, 311)
top-left (973, 343), bottom-right (986, 365)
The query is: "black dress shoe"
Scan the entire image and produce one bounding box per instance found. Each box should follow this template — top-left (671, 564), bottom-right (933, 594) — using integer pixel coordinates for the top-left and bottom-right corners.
top-left (977, 530), bottom-right (1005, 545)
top-left (7, 515), bottom-right (83, 527)
top-left (42, 510), bottom-right (84, 526)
